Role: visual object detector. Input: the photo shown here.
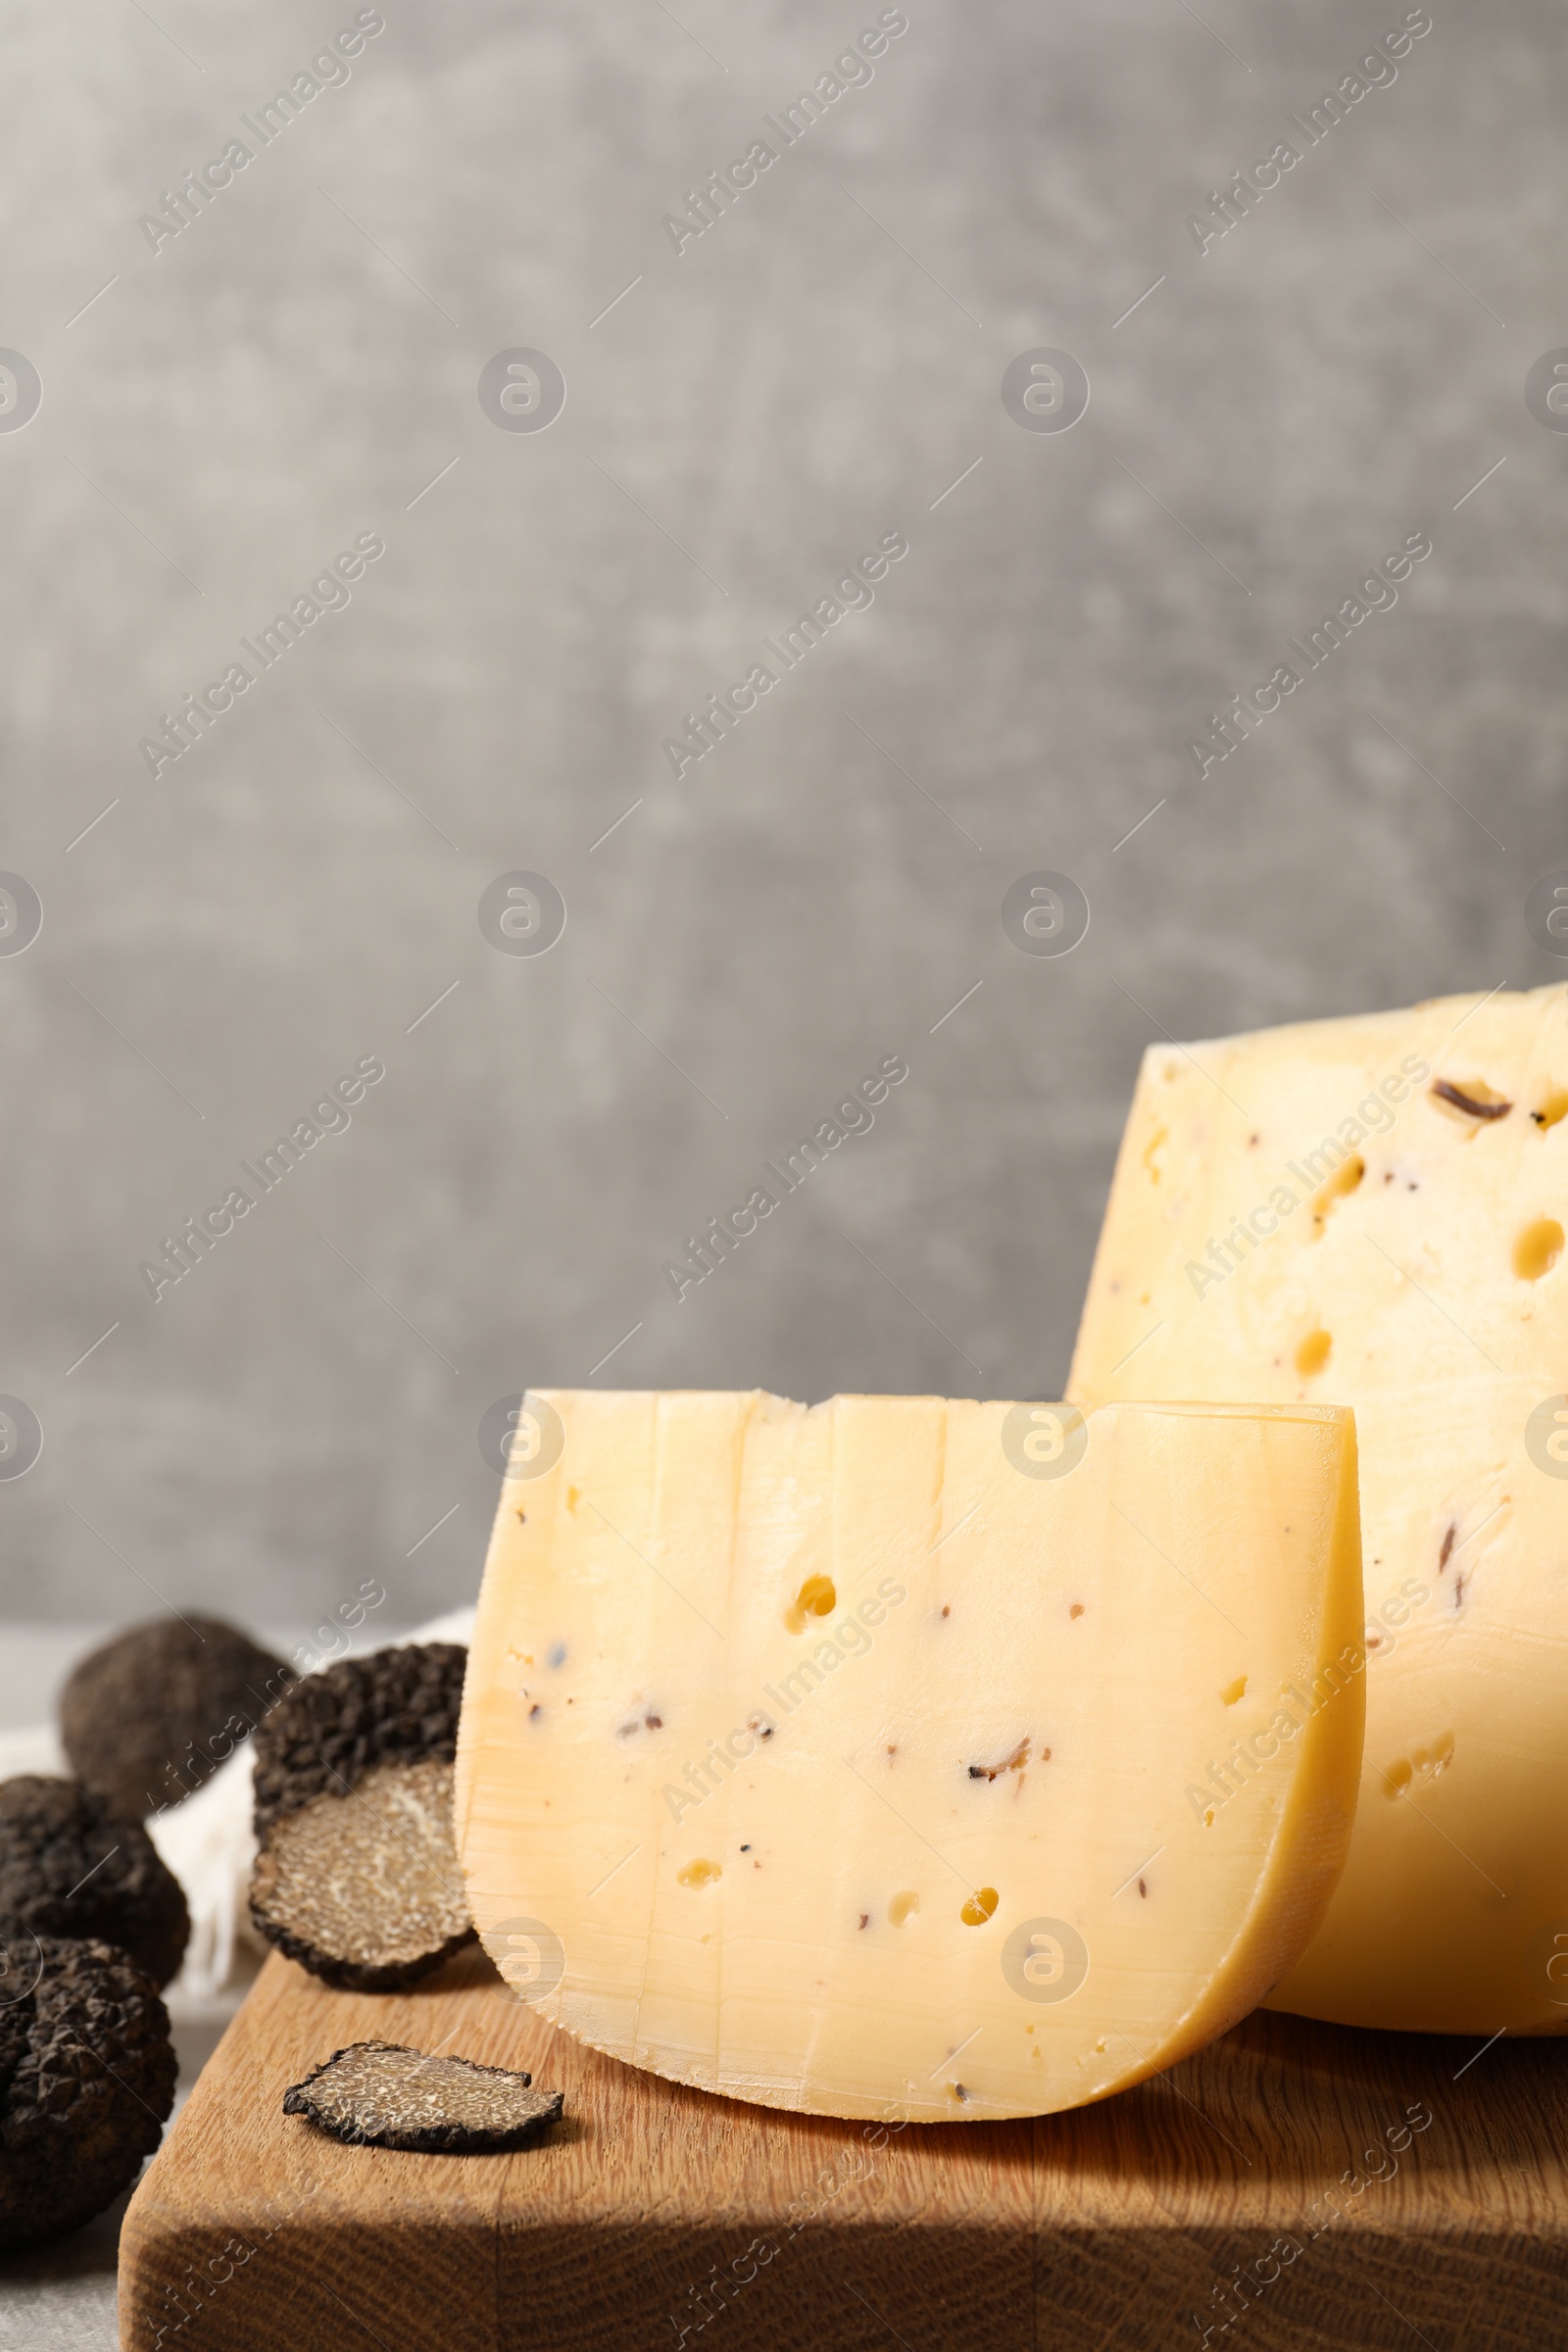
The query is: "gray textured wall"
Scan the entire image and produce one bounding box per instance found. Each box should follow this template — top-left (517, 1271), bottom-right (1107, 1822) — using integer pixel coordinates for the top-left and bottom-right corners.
top-left (2, 0), bottom-right (1563, 1638)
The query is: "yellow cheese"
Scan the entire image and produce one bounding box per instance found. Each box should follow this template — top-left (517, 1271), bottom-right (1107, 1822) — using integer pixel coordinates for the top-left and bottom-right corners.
top-left (455, 1390), bottom-right (1361, 2120)
top-left (1070, 981), bottom-right (1568, 2034)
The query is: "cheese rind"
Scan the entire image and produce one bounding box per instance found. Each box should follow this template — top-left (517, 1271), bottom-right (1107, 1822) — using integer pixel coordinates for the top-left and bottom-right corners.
top-left (456, 1391), bottom-right (1362, 2120)
top-left (1069, 982), bottom-right (1568, 2034)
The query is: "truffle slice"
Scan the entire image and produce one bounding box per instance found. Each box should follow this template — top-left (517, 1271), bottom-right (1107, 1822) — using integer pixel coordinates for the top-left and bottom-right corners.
top-left (0, 1777), bottom-right (189, 1988)
top-left (251, 1756), bottom-right (472, 1991)
top-left (283, 2040), bottom-right (563, 2152)
top-left (60, 1614), bottom-right (292, 1819)
top-left (250, 1643), bottom-right (473, 1990)
top-left (0, 1935), bottom-right (176, 2248)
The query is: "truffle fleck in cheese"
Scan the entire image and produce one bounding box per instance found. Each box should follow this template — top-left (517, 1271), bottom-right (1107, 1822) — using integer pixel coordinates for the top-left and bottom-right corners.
top-left (1070, 981), bottom-right (1568, 2034)
top-left (456, 1390), bottom-right (1361, 2121)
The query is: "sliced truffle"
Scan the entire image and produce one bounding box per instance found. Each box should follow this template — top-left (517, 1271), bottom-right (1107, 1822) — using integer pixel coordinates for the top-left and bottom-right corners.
top-left (282, 2040), bottom-right (563, 2152)
top-left (60, 1614), bottom-right (293, 1820)
top-left (0, 1935), bottom-right (176, 2247)
top-left (250, 1644), bottom-right (472, 1991)
top-left (251, 1755), bottom-right (471, 1992)
top-left (0, 1778), bottom-right (188, 1988)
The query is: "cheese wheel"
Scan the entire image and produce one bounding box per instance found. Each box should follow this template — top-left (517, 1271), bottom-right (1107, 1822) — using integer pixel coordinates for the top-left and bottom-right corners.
top-left (456, 1391), bottom-right (1360, 2118)
top-left (1071, 981), bottom-right (1568, 2034)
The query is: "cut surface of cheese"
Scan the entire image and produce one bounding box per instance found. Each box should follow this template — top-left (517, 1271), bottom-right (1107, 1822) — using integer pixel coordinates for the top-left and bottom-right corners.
top-left (1070, 982), bottom-right (1568, 2035)
top-left (456, 1391), bottom-right (1361, 2121)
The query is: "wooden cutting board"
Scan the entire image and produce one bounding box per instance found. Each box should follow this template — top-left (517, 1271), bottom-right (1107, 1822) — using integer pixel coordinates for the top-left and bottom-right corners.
top-left (120, 1946), bottom-right (1567, 2352)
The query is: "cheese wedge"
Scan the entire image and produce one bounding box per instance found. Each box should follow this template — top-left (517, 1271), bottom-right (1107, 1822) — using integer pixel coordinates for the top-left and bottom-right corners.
top-left (1070, 982), bottom-right (1568, 2034)
top-left (456, 1390), bottom-right (1361, 2120)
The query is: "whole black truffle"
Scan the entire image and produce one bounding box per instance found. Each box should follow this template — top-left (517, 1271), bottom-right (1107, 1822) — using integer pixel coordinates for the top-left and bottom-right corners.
top-left (60, 1614), bottom-right (292, 1820)
top-left (283, 2039), bottom-right (562, 2152)
top-left (0, 1935), bottom-right (176, 2248)
top-left (0, 1778), bottom-right (189, 1988)
top-left (250, 1644), bottom-right (472, 1992)
top-left (252, 1642), bottom-right (466, 1829)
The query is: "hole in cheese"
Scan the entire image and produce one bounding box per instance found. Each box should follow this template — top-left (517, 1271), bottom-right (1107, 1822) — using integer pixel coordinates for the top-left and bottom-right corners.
top-left (968, 1739), bottom-right (1030, 1782)
top-left (1430, 1076), bottom-right (1512, 1125)
top-left (676, 1859), bottom-right (721, 1889)
top-left (1530, 1084), bottom-right (1568, 1131)
top-left (1513, 1217), bottom-right (1563, 1283)
top-left (960, 1886), bottom-right (1000, 1927)
top-left (1295, 1329), bottom-right (1333, 1377)
top-left (1221, 1677), bottom-right (1247, 1706)
top-left (784, 1573), bottom-right (837, 1633)
top-left (888, 1889), bottom-right (919, 1928)
top-left (1384, 1734), bottom-right (1454, 1799)
top-left (1310, 1154), bottom-right (1364, 1234)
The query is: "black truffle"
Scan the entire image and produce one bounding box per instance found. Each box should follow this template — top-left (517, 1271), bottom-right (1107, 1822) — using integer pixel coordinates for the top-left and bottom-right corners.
top-left (0, 1935), bottom-right (176, 2247)
top-left (61, 1614), bottom-right (293, 1820)
top-left (250, 1644), bottom-right (473, 1992)
top-left (0, 1778), bottom-right (189, 1988)
top-left (282, 2040), bottom-right (563, 2152)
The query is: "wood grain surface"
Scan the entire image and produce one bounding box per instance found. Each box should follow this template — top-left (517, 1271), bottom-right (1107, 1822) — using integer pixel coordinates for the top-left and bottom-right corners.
top-left (120, 1948), bottom-right (1568, 2352)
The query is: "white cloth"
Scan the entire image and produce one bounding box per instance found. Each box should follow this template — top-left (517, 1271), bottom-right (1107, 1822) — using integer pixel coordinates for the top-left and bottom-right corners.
top-left (0, 1725), bottom-right (66, 1778)
top-left (146, 1740), bottom-right (262, 1997)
